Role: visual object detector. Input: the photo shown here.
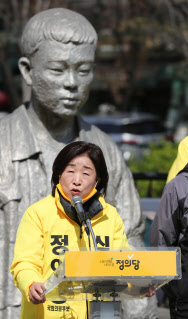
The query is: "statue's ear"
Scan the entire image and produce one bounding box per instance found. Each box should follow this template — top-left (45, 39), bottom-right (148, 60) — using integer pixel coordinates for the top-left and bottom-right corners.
top-left (18, 57), bottom-right (32, 86)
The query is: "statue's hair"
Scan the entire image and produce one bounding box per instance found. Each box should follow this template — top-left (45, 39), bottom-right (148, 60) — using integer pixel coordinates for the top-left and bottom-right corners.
top-left (21, 8), bottom-right (98, 57)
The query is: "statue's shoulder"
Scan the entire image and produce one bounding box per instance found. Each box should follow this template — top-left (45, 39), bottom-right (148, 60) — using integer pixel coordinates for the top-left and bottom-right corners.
top-left (0, 104), bottom-right (26, 127)
top-left (78, 114), bottom-right (116, 142)
top-left (0, 105), bottom-right (27, 149)
top-left (78, 114), bottom-right (123, 160)
top-left (0, 104), bottom-right (36, 159)
top-left (0, 106), bottom-right (26, 205)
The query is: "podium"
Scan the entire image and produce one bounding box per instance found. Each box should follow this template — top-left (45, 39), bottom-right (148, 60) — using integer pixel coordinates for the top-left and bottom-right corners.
top-left (42, 247), bottom-right (181, 318)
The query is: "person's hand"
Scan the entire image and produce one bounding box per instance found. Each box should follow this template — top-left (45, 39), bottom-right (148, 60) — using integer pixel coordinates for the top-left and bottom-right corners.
top-left (145, 285), bottom-right (157, 297)
top-left (29, 282), bottom-right (46, 304)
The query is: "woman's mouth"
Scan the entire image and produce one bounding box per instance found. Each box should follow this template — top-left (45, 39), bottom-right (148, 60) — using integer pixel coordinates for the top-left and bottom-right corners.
top-left (71, 189), bottom-right (80, 195)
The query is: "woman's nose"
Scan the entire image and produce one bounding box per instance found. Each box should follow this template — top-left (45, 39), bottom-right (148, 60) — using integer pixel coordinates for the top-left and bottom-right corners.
top-left (73, 174), bottom-right (81, 185)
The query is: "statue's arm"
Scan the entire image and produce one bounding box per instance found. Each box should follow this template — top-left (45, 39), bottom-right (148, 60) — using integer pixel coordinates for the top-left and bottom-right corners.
top-left (0, 137), bottom-right (21, 208)
top-left (105, 143), bottom-right (145, 248)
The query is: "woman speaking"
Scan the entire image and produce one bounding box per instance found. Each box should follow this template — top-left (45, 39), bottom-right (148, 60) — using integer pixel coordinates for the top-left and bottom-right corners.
top-left (10, 141), bottom-right (130, 319)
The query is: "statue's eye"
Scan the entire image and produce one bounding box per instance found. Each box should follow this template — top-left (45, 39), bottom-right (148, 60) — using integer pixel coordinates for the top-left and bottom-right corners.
top-left (78, 64), bottom-right (93, 76)
top-left (51, 68), bottom-right (62, 73)
top-left (78, 68), bottom-right (90, 75)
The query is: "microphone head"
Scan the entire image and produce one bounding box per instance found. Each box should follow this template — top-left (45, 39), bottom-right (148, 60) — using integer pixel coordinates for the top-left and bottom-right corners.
top-left (71, 195), bottom-right (83, 207)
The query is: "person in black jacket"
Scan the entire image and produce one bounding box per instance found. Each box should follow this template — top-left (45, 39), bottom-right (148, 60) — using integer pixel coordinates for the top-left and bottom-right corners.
top-left (150, 164), bottom-right (188, 319)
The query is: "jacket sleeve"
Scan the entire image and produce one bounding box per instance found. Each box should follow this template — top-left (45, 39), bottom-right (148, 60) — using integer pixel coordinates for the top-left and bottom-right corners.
top-left (10, 206), bottom-right (44, 299)
top-left (150, 181), bottom-right (181, 247)
top-left (113, 211), bottom-right (131, 250)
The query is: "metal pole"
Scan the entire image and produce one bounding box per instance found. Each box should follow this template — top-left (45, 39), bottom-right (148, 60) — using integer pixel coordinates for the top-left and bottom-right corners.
top-left (86, 218), bottom-right (98, 251)
top-left (89, 301), bottom-right (121, 319)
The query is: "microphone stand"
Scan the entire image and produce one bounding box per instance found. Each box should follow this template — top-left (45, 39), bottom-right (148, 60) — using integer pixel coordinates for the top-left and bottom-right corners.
top-left (85, 211), bottom-right (98, 251)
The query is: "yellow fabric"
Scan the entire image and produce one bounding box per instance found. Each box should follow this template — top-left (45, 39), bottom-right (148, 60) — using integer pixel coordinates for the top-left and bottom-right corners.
top-left (10, 189), bottom-right (130, 319)
top-left (56, 183), bottom-right (97, 203)
top-left (167, 136), bottom-right (188, 183)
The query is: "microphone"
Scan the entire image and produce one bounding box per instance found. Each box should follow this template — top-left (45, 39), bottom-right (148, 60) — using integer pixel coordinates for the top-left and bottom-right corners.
top-left (71, 195), bottom-right (86, 225)
top-left (71, 195), bottom-right (98, 250)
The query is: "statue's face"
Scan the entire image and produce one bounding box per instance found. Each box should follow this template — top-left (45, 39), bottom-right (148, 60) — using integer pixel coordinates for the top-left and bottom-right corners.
top-left (30, 40), bottom-right (95, 117)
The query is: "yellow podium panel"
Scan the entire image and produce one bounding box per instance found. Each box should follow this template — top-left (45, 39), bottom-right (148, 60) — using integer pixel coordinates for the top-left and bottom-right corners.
top-left (65, 250), bottom-right (178, 277)
top-left (43, 248), bottom-right (181, 301)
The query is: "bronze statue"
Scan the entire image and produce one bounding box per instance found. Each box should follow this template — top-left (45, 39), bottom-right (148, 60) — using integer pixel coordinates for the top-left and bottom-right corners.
top-left (0, 8), bottom-right (157, 318)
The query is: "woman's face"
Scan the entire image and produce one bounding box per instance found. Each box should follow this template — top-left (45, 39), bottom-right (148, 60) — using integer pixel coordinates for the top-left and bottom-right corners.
top-left (59, 154), bottom-right (98, 199)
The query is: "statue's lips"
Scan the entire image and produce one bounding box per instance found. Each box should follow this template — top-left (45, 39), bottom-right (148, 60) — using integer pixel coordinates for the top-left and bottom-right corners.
top-left (61, 97), bottom-right (79, 107)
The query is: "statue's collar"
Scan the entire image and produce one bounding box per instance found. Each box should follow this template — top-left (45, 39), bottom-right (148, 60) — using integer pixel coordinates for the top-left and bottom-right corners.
top-left (10, 105), bottom-right (93, 162)
top-left (10, 104), bottom-right (41, 161)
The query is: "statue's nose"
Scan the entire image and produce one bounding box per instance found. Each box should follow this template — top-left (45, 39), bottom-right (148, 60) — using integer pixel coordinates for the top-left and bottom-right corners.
top-left (63, 70), bottom-right (77, 90)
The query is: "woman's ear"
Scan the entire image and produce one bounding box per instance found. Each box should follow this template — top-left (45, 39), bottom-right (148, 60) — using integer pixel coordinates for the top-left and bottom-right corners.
top-left (18, 57), bottom-right (33, 86)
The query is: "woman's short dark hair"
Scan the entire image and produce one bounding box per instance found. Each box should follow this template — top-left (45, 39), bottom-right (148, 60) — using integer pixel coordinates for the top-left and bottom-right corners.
top-left (51, 141), bottom-right (109, 197)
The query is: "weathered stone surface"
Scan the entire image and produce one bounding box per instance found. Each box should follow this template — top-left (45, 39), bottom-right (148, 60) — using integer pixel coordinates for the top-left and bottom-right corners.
top-left (0, 8), bottom-right (157, 318)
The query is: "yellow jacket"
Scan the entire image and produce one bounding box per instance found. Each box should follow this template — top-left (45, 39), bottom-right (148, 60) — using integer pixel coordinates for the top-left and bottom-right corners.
top-left (167, 136), bottom-right (188, 183)
top-left (10, 187), bottom-right (130, 319)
